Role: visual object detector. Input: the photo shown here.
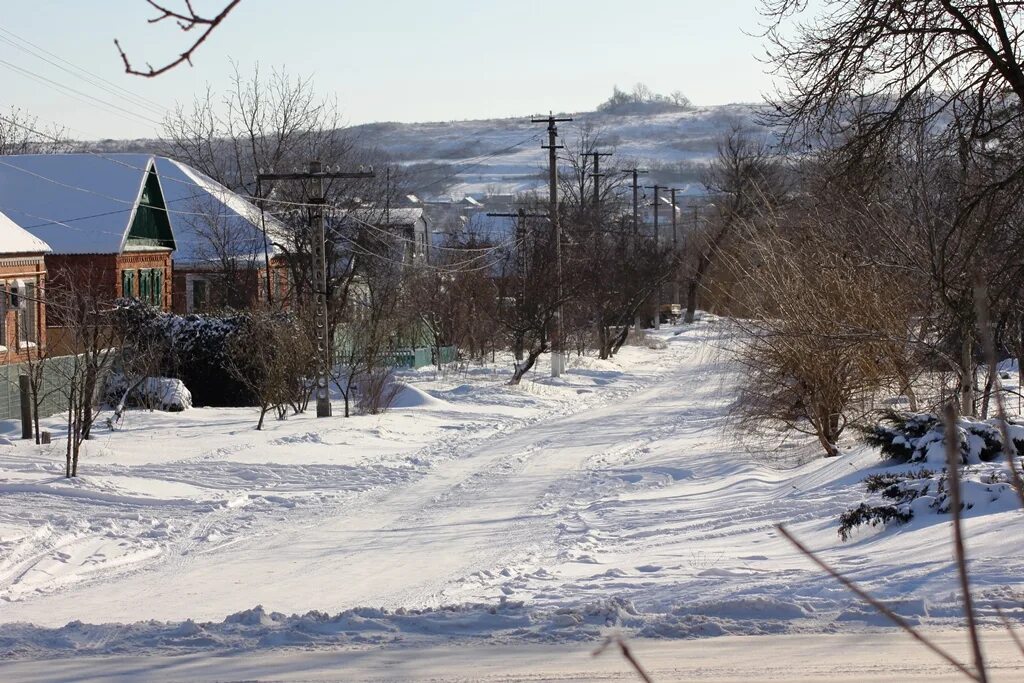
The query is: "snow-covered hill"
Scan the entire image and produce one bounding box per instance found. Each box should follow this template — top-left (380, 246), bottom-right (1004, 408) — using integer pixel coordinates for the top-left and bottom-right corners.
top-left (349, 102), bottom-right (767, 199)
top-left (82, 102), bottom-right (768, 201)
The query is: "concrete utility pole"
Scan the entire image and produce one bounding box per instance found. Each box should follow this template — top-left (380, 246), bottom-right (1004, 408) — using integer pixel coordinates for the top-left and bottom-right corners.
top-left (644, 185), bottom-right (663, 328)
top-left (670, 187), bottom-right (682, 309)
top-left (532, 113), bottom-right (573, 377)
top-left (256, 162), bottom-right (375, 418)
top-left (582, 151), bottom-right (612, 208)
top-left (622, 167), bottom-right (648, 333)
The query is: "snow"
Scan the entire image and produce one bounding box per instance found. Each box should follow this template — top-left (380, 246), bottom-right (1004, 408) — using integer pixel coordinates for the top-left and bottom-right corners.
top-left (0, 208), bottom-right (49, 255)
top-left (354, 104), bottom-right (766, 199)
top-left (0, 320), bottom-right (1022, 678)
top-left (0, 154), bottom-right (151, 253)
top-left (0, 153), bottom-right (279, 260)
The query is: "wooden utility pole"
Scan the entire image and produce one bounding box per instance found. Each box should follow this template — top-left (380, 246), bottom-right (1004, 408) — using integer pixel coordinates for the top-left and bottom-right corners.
top-left (532, 113), bottom-right (572, 377)
top-left (622, 168), bottom-right (648, 248)
top-left (256, 162), bottom-right (375, 418)
top-left (254, 175), bottom-right (274, 306)
top-left (582, 151), bottom-right (612, 208)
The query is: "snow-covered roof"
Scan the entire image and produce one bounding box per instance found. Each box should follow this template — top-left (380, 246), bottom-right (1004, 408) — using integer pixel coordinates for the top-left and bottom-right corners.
top-left (0, 153), bottom-right (157, 254)
top-left (160, 159), bottom-right (286, 266)
top-left (0, 154), bottom-right (282, 262)
top-left (0, 208), bottom-right (50, 255)
top-left (348, 207), bottom-right (425, 227)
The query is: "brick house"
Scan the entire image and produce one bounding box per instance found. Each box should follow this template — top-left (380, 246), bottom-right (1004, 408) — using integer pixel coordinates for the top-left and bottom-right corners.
top-left (0, 154), bottom-right (177, 330)
top-left (0, 209), bottom-right (49, 365)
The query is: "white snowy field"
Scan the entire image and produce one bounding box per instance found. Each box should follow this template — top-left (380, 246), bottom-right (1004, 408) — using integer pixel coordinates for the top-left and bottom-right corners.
top-left (0, 318), bottom-right (1023, 681)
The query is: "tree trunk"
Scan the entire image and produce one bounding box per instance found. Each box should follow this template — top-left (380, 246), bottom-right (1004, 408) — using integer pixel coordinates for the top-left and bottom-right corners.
top-left (509, 342), bottom-right (546, 385)
top-left (513, 334), bottom-right (524, 362)
top-left (684, 278), bottom-right (699, 324)
top-left (960, 335), bottom-right (975, 417)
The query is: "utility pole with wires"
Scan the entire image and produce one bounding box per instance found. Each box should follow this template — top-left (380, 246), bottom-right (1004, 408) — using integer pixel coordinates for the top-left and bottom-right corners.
top-left (254, 175), bottom-right (274, 306)
top-left (644, 184), bottom-right (664, 328)
top-left (622, 167), bottom-right (648, 333)
top-left (488, 208), bottom-right (547, 362)
top-left (256, 161), bottom-right (375, 418)
top-left (532, 113), bottom-right (572, 377)
top-left (582, 151), bottom-right (613, 208)
top-left (622, 167), bottom-right (648, 247)
top-left (669, 187), bottom-right (683, 310)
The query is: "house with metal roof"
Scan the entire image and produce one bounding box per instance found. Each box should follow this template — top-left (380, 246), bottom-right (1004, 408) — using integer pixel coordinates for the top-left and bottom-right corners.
top-left (0, 153), bottom-right (287, 317)
top-left (0, 153), bottom-right (177, 326)
top-left (0, 209), bottom-right (49, 365)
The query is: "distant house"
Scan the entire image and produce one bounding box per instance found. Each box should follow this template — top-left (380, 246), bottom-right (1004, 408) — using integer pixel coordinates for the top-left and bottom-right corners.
top-left (349, 207), bottom-right (430, 264)
top-left (0, 209), bottom-right (49, 365)
top-left (0, 154), bottom-right (177, 329)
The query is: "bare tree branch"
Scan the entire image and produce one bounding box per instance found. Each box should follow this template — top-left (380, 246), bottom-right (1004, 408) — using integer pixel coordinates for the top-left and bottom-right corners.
top-left (115, 0), bottom-right (242, 78)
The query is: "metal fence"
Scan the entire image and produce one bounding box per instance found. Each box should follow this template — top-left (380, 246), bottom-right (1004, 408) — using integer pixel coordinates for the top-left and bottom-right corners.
top-left (0, 354), bottom-right (78, 422)
top-left (382, 346), bottom-right (457, 369)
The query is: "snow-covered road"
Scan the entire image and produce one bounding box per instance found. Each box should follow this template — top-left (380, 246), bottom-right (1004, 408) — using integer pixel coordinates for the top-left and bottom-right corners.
top-left (1, 320), bottom-right (1023, 676)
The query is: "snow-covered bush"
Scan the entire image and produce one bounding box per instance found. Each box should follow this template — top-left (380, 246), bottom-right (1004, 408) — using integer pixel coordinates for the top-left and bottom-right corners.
top-left (114, 299), bottom-right (256, 407)
top-left (139, 378), bottom-right (192, 412)
top-left (105, 374), bottom-right (192, 413)
top-left (839, 466), bottom-right (1018, 540)
top-left (863, 411), bottom-right (1023, 465)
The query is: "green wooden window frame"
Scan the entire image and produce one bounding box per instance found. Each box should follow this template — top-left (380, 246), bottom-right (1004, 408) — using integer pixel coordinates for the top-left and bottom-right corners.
top-left (152, 269), bottom-right (162, 307)
top-left (121, 269), bottom-right (135, 298)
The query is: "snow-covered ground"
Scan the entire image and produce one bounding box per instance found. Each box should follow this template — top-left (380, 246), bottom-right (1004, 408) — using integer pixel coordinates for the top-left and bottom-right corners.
top-left (1, 319), bottom-right (1022, 680)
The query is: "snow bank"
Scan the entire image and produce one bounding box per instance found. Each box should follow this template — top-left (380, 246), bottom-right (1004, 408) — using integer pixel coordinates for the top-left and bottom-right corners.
top-left (389, 382), bottom-right (450, 409)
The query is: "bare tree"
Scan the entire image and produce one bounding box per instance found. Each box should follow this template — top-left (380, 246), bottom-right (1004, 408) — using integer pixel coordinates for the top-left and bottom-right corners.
top-left (684, 124), bottom-right (788, 323)
top-left (224, 311), bottom-right (314, 430)
top-left (0, 107), bottom-right (71, 155)
top-left (46, 267), bottom-right (119, 477)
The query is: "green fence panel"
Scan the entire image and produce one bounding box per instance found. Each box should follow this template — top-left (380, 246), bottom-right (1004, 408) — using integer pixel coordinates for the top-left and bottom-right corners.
top-left (0, 354), bottom-right (78, 422)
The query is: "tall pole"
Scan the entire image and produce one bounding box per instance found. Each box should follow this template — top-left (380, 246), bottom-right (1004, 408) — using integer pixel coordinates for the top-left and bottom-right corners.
top-left (582, 151), bottom-right (612, 208)
top-left (487, 208), bottom-right (547, 363)
top-left (622, 167), bottom-right (647, 332)
top-left (622, 168), bottom-right (648, 249)
top-left (645, 184), bottom-right (664, 327)
top-left (309, 161), bottom-right (332, 417)
top-left (670, 187), bottom-right (681, 310)
top-left (255, 175), bottom-right (273, 306)
top-left (256, 163), bottom-right (375, 419)
top-left (533, 113), bottom-right (572, 377)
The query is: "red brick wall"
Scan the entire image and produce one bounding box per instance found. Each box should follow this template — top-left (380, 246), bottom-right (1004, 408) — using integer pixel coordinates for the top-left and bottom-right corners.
top-left (0, 255), bottom-right (47, 366)
top-left (45, 251), bottom-right (173, 320)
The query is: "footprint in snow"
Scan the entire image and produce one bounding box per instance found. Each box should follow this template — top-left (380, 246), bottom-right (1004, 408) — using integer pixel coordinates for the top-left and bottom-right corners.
top-left (635, 564), bottom-right (662, 573)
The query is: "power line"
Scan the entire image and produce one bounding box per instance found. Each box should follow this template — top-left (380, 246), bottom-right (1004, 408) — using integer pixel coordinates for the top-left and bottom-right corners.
top-left (0, 27), bottom-right (168, 117)
top-left (0, 58), bottom-right (163, 128)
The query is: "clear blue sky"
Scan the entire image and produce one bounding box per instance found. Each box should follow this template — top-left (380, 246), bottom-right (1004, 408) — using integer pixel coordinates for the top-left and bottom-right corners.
top-left (1, 0), bottom-right (776, 140)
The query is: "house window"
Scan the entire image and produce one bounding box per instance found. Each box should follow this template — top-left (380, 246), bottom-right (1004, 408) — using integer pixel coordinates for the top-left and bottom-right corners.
top-left (0, 283), bottom-right (7, 349)
top-left (186, 274), bottom-right (208, 313)
top-left (138, 269), bottom-right (149, 303)
top-left (122, 269), bottom-right (135, 298)
top-left (17, 281), bottom-right (37, 346)
top-left (151, 269), bottom-right (162, 308)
